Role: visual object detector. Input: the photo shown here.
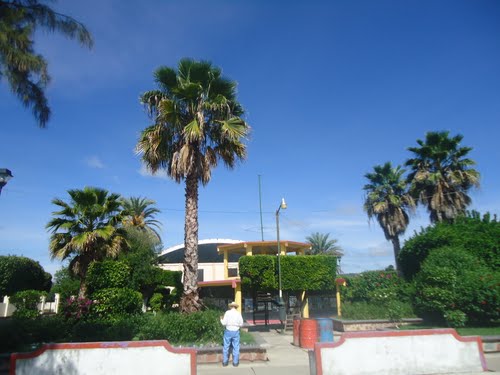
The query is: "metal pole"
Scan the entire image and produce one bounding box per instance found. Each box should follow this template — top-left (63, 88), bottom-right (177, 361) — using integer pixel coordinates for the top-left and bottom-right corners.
top-left (276, 210), bottom-right (282, 299)
top-left (258, 175), bottom-right (264, 241)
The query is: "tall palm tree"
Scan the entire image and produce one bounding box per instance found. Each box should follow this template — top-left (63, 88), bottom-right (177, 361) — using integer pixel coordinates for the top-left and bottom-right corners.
top-left (405, 131), bottom-right (480, 223)
top-left (0, 0), bottom-right (93, 128)
top-left (363, 162), bottom-right (415, 274)
top-left (46, 187), bottom-right (128, 298)
top-left (121, 196), bottom-right (162, 241)
top-left (136, 59), bottom-right (250, 313)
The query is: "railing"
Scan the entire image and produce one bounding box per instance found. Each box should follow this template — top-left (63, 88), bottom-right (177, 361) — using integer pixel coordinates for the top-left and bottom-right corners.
top-left (0, 294), bottom-right (60, 318)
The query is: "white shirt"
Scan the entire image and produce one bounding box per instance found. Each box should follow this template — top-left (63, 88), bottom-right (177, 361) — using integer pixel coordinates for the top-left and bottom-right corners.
top-left (220, 308), bottom-right (244, 331)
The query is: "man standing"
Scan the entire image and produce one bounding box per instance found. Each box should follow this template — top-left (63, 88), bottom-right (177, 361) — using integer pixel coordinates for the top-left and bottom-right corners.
top-left (220, 301), bottom-right (244, 367)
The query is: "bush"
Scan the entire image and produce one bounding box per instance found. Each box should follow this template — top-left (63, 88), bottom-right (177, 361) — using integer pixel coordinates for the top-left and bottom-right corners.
top-left (414, 246), bottom-right (500, 325)
top-left (86, 260), bottom-right (131, 295)
top-left (50, 268), bottom-right (80, 301)
top-left (62, 296), bottom-right (94, 321)
top-left (340, 270), bottom-right (407, 303)
top-left (0, 255), bottom-right (52, 296)
top-left (149, 293), bottom-right (165, 312)
top-left (10, 290), bottom-right (46, 319)
top-left (91, 288), bottom-right (143, 320)
top-left (136, 310), bottom-right (223, 345)
top-left (399, 211), bottom-right (500, 279)
top-left (341, 301), bottom-right (416, 320)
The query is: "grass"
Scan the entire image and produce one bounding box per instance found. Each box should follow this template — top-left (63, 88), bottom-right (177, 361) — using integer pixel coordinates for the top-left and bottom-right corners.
top-left (400, 324), bottom-right (500, 336)
top-left (240, 331), bottom-right (255, 345)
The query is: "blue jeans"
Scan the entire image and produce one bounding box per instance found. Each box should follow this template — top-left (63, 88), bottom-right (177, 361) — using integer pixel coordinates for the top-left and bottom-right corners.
top-left (223, 329), bottom-right (240, 364)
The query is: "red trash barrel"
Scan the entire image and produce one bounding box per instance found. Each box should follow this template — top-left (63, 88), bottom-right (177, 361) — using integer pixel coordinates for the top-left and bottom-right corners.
top-left (299, 318), bottom-right (318, 349)
top-left (293, 317), bottom-right (301, 346)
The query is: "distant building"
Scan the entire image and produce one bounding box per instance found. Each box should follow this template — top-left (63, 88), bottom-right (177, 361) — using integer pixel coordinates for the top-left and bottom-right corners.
top-left (158, 238), bottom-right (243, 282)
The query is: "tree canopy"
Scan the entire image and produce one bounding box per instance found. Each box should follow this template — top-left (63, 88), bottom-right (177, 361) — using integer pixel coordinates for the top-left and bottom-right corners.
top-left (0, 0), bottom-right (93, 127)
top-left (0, 255), bottom-right (51, 296)
top-left (136, 59), bottom-right (250, 312)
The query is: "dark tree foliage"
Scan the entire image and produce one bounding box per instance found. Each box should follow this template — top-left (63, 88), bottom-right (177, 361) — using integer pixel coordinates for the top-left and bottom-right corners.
top-left (50, 267), bottom-right (80, 300)
top-left (0, 255), bottom-right (51, 296)
top-left (399, 211), bottom-right (499, 279)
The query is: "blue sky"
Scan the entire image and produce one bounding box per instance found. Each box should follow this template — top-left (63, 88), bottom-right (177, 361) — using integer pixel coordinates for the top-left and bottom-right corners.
top-left (1, 0), bottom-right (499, 276)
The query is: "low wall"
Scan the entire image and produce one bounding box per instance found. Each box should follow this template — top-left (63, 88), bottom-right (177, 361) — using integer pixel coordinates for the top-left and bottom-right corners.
top-left (196, 345), bottom-right (267, 363)
top-left (332, 318), bottom-right (423, 332)
top-left (312, 329), bottom-right (487, 375)
top-left (10, 340), bottom-right (197, 375)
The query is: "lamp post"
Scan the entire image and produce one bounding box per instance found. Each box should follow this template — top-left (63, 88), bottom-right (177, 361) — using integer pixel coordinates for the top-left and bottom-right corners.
top-left (0, 169), bottom-right (13, 196)
top-left (276, 197), bottom-right (287, 326)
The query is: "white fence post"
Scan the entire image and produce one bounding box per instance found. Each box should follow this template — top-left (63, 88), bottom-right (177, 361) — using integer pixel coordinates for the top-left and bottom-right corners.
top-left (3, 296), bottom-right (9, 318)
top-left (54, 293), bottom-right (60, 314)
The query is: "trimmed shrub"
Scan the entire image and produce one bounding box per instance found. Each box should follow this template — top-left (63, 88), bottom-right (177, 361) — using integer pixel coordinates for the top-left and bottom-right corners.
top-left (0, 255), bottom-right (52, 296)
top-left (92, 288), bottom-right (142, 320)
top-left (10, 290), bottom-right (46, 319)
top-left (239, 255), bottom-right (276, 291)
top-left (86, 260), bottom-right (131, 295)
top-left (239, 255), bottom-right (337, 292)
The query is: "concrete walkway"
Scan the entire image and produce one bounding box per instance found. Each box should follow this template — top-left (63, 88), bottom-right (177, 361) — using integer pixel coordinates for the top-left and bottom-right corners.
top-left (197, 329), bottom-right (500, 374)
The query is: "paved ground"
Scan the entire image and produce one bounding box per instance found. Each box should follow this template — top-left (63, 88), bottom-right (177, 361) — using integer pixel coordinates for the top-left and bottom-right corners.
top-left (197, 329), bottom-right (500, 374)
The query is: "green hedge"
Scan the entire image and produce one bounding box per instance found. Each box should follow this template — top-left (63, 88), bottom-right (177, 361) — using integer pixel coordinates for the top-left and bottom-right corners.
top-left (239, 255), bottom-right (337, 292)
top-left (239, 255), bottom-right (276, 291)
top-left (10, 290), bottom-right (47, 319)
top-left (0, 310), bottom-right (225, 353)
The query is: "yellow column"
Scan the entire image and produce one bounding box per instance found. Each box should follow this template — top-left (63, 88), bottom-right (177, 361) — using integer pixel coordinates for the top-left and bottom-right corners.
top-left (336, 284), bottom-right (342, 317)
top-left (280, 242), bottom-right (286, 256)
top-left (301, 290), bottom-right (309, 318)
top-left (245, 244), bottom-right (253, 256)
top-left (235, 283), bottom-right (242, 313)
top-left (224, 250), bottom-right (228, 279)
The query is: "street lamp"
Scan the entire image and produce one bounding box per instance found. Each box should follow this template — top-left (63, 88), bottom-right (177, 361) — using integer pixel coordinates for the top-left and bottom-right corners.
top-left (0, 169), bottom-right (13, 196)
top-left (276, 197), bottom-right (287, 325)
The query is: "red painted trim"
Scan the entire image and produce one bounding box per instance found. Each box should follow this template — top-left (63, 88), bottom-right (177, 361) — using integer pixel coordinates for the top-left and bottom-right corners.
top-left (10, 340), bottom-right (197, 375)
top-left (314, 329), bottom-right (487, 374)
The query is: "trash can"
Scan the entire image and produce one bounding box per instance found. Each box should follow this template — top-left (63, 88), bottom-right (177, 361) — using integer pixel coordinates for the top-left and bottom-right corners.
top-left (299, 318), bottom-right (318, 349)
top-left (292, 317), bottom-right (301, 346)
top-left (316, 318), bottom-right (334, 342)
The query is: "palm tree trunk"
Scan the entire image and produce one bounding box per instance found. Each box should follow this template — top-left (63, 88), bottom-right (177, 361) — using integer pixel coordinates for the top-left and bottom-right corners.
top-left (390, 236), bottom-right (403, 277)
top-left (180, 172), bottom-right (202, 313)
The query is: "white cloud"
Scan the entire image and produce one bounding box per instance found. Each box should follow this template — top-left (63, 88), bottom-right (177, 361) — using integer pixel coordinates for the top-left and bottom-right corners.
top-left (138, 165), bottom-right (170, 180)
top-left (85, 156), bottom-right (105, 169)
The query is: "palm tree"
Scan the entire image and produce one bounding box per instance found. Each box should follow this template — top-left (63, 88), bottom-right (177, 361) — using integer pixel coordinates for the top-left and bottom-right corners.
top-left (0, 0), bottom-right (93, 127)
top-left (306, 232), bottom-right (344, 274)
top-left (405, 131), bottom-right (480, 223)
top-left (46, 187), bottom-right (128, 298)
top-left (363, 162), bottom-right (415, 274)
top-left (121, 196), bottom-right (162, 241)
top-left (136, 59), bottom-right (250, 313)
top-left (305, 232), bottom-right (343, 256)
